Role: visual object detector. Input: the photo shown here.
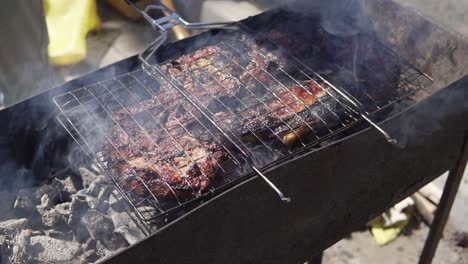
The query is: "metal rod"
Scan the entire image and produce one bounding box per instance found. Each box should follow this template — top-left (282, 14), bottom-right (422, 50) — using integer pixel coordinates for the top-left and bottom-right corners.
top-left (240, 26), bottom-right (401, 145)
top-left (419, 134), bottom-right (468, 264)
top-left (127, 0), bottom-right (237, 67)
top-left (361, 115), bottom-right (397, 144)
top-left (251, 165), bottom-right (291, 203)
top-left (160, 0), bottom-right (190, 40)
top-left (148, 66), bottom-right (291, 203)
top-left (314, 72), bottom-right (398, 145)
top-left (220, 42), bottom-right (321, 141)
top-left (128, 72), bottom-right (240, 170)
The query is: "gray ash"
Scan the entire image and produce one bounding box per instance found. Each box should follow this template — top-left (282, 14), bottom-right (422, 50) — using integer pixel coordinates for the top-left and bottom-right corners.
top-left (0, 167), bottom-right (149, 264)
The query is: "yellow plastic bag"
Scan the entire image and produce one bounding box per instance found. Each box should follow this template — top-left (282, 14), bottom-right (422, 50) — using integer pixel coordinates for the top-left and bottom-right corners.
top-left (371, 219), bottom-right (409, 246)
top-left (44, 0), bottom-right (100, 65)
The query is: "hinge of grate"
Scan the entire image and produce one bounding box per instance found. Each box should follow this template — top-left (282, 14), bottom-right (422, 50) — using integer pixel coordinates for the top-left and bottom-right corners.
top-left (126, 0), bottom-right (237, 67)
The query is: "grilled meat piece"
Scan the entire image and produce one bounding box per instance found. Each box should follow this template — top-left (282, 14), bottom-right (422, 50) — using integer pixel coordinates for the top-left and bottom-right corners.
top-left (103, 75), bottom-right (228, 199)
top-left (104, 115), bottom-right (226, 198)
top-left (160, 37), bottom-right (336, 143)
top-left (104, 25), bottom-right (400, 201)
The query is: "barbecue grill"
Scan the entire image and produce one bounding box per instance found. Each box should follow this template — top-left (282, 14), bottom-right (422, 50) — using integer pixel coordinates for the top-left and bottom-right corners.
top-left (0, 0), bottom-right (467, 263)
top-left (53, 5), bottom-right (433, 224)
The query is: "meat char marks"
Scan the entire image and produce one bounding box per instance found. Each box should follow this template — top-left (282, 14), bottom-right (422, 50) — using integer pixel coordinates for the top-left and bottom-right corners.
top-left (102, 21), bottom-right (400, 201)
top-left (159, 35), bottom-right (332, 141)
top-left (105, 116), bottom-right (225, 199)
top-left (103, 42), bottom-right (332, 200)
top-left (102, 75), bottom-right (228, 199)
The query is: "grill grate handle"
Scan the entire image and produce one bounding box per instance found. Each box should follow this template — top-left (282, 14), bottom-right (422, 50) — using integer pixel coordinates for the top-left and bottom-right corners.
top-left (126, 0), bottom-right (238, 67)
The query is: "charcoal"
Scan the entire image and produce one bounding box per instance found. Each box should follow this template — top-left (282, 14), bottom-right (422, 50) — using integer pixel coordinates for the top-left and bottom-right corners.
top-left (114, 226), bottom-right (146, 245)
top-left (86, 196), bottom-right (100, 210)
top-left (40, 202), bottom-right (72, 228)
top-left (83, 238), bottom-right (97, 251)
top-left (41, 208), bottom-right (67, 227)
top-left (97, 185), bottom-right (113, 202)
top-left (102, 232), bottom-right (127, 251)
top-left (37, 179), bottom-right (64, 201)
top-left (108, 190), bottom-right (128, 212)
top-left (29, 236), bottom-right (82, 263)
top-left (55, 202), bottom-right (72, 216)
top-left (79, 168), bottom-right (101, 188)
top-left (81, 210), bottom-right (115, 240)
top-left (80, 210), bottom-right (128, 250)
top-left (30, 230), bottom-right (43, 236)
top-left (108, 208), bottom-right (138, 229)
top-left (29, 180), bottom-right (69, 215)
top-left (37, 193), bottom-right (53, 211)
top-left (74, 188), bottom-right (87, 199)
top-left (68, 197), bottom-right (89, 227)
top-left (98, 200), bottom-right (110, 214)
top-left (95, 240), bottom-right (110, 259)
top-left (0, 218), bottom-right (30, 235)
top-left (14, 188), bottom-right (37, 211)
top-left (455, 232), bottom-right (468, 248)
top-left (0, 236), bottom-right (7, 262)
top-left (75, 223), bottom-right (92, 243)
top-left (86, 177), bottom-right (107, 197)
top-left (44, 229), bottom-right (74, 241)
top-left (60, 176), bottom-right (79, 194)
top-left (86, 195), bottom-right (110, 214)
top-left (81, 249), bottom-right (100, 263)
top-left (1, 229), bottom-right (33, 263)
top-left (67, 197), bottom-right (91, 243)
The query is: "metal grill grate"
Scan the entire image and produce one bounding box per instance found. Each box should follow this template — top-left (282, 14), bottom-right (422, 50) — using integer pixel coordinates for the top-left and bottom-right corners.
top-left (55, 70), bottom-right (250, 222)
top-left (54, 23), bottom-right (433, 224)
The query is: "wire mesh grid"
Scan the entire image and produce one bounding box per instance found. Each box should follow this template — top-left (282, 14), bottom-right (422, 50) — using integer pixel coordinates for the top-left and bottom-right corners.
top-left (55, 70), bottom-right (251, 222)
top-left (54, 23), bottom-right (433, 223)
top-left (157, 29), bottom-right (433, 160)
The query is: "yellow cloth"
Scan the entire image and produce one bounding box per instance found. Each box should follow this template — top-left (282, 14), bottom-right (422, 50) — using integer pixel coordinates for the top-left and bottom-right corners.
top-left (370, 215), bottom-right (410, 246)
top-left (44, 0), bottom-right (100, 65)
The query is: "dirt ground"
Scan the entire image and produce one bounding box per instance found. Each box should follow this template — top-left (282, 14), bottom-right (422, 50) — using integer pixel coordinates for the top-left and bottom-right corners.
top-left (323, 219), bottom-right (468, 264)
top-left (322, 2), bottom-right (468, 263)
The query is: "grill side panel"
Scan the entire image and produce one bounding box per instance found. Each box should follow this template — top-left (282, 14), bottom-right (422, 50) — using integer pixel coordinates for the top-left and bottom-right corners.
top-left (103, 75), bottom-right (468, 264)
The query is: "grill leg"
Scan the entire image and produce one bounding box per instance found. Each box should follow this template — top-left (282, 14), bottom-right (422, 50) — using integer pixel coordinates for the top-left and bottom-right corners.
top-left (419, 135), bottom-right (468, 264)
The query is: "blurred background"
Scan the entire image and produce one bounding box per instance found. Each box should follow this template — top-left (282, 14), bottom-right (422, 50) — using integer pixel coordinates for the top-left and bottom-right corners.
top-left (0, 1), bottom-right (466, 263)
top-left (1, 0), bottom-right (467, 108)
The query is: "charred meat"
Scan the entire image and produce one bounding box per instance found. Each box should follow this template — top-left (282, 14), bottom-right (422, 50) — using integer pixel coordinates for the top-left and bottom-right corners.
top-left (102, 25), bottom-right (400, 201)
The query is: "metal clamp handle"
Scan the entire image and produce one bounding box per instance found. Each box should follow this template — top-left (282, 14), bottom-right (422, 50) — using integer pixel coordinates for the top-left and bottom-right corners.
top-left (126, 0), bottom-right (237, 67)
